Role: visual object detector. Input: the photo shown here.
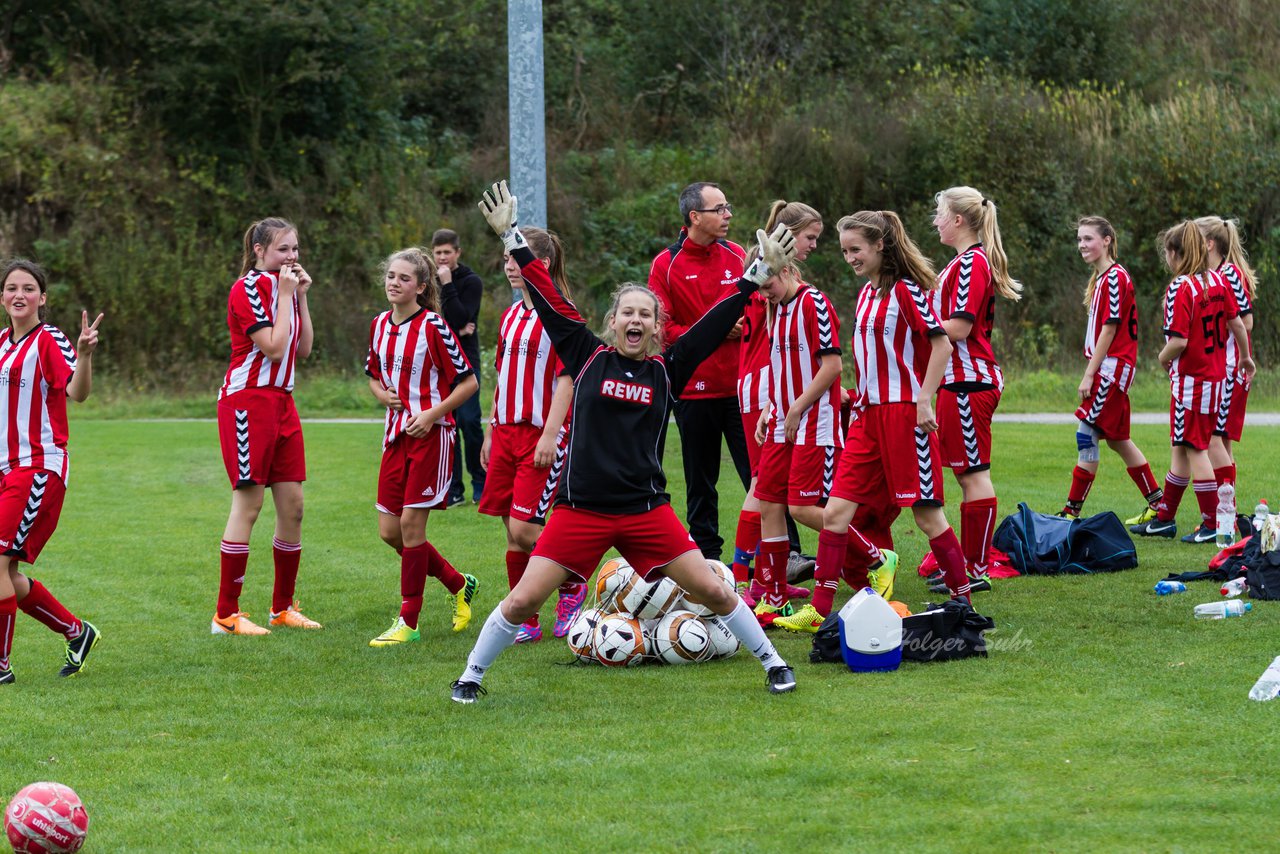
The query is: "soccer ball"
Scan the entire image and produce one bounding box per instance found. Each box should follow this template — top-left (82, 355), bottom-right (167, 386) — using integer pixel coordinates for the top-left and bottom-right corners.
top-left (649, 610), bottom-right (714, 664)
top-left (618, 573), bottom-right (683, 620)
top-left (592, 613), bottom-right (645, 667)
top-left (565, 607), bottom-right (606, 663)
top-left (5, 782), bottom-right (88, 854)
top-left (679, 559), bottom-right (736, 617)
top-left (595, 557), bottom-right (633, 611)
top-left (701, 615), bottom-right (740, 659)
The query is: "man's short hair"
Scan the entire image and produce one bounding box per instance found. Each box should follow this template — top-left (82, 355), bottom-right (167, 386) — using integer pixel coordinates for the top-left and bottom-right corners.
top-left (679, 182), bottom-right (719, 227)
top-left (432, 228), bottom-right (460, 249)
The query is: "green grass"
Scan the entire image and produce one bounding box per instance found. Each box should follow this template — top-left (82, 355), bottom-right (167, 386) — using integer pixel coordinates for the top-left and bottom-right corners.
top-left (4, 420), bottom-right (1280, 851)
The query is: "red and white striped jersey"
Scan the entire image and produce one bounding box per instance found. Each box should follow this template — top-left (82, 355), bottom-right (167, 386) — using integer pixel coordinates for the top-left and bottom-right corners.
top-left (765, 284), bottom-right (843, 446)
top-left (851, 279), bottom-right (945, 406)
top-left (366, 308), bottom-right (474, 449)
top-left (1218, 261), bottom-right (1253, 375)
top-left (219, 270), bottom-right (301, 399)
top-left (1164, 271), bottom-right (1236, 412)
top-left (737, 292), bottom-right (772, 414)
top-left (934, 244), bottom-right (1003, 390)
top-left (1084, 263), bottom-right (1139, 388)
top-left (0, 324), bottom-right (77, 479)
top-left (490, 302), bottom-right (567, 428)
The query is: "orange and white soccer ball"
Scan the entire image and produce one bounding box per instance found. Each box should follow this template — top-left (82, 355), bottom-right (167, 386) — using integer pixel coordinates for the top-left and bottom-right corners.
top-left (617, 573), bottom-right (683, 620)
top-left (5, 782), bottom-right (88, 854)
top-left (595, 557), bottom-right (633, 611)
top-left (566, 607), bottom-right (606, 663)
top-left (701, 615), bottom-right (740, 659)
top-left (649, 610), bottom-right (714, 664)
top-left (592, 613), bottom-right (645, 666)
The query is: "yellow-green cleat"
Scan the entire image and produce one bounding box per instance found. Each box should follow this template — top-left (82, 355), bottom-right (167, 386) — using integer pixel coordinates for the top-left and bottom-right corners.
top-left (1124, 505), bottom-right (1158, 527)
top-left (452, 574), bottom-right (479, 633)
top-left (868, 549), bottom-right (898, 600)
top-left (772, 602), bottom-right (825, 634)
top-left (369, 616), bottom-right (421, 647)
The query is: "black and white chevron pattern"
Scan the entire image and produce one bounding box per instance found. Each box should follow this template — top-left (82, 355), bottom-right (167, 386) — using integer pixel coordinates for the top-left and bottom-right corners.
top-left (427, 314), bottom-right (469, 372)
top-left (813, 293), bottom-right (835, 348)
top-left (13, 472), bottom-right (47, 552)
top-left (956, 252), bottom-right (974, 308)
top-left (914, 428), bottom-right (937, 501)
top-left (903, 279), bottom-right (941, 326)
top-left (244, 271), bottom-right (270, 324)
top-left (1217, 374), bottom-right (1235, 433)
top-left (1106, 269), bottom-right (1121, 320)
top-left (1164, 277), bottom-right (1182, 329)
top-left (956, 393), bottom-right (981, 468)
top-left (533, 443), bottom-right (568, 523)
top-left (235, 410), bottom-right (252, 483)
top-left (46, 326), bottom-right (78, 370)
top-left (1172, 400), bottom-right (1187, 444)
top-left (1224, 266), bottom-right (1250, 310)
top-left (822, 446), bottom-right (836, 499)
top-left (1086, 377), bottom-right (1112, 424)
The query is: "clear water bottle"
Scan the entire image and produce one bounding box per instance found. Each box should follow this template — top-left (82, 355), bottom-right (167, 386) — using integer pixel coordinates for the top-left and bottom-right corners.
top-left (1194, 600), bottom-right (1252, 620)
top-left (1154, 580), bottom-right (1187, 595)
top-left (1215, 483), bottom-right (1236, 548)
top-left (1254, 499), bottom-right (1270, 531)
top-left (1249, 655), bottom-right (1280, 701)
top-left (1221, 577), bottom-right (1248, 597)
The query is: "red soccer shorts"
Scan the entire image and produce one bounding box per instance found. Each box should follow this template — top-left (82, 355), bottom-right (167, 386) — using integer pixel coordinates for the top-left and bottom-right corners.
top-left (477, 422), bottom-right (563, 524)
top-left (217, 388), bottom-right (306, 488)
top-left (1171, 396), bottom-right (1217, 451)
top-left (937, 387), bottom-right (1000, 473)
top-left (753, 440), bottom-right (838, 507)
top-left (831, 402), bottom-right (944, 508)
top-left (376, 425), bottom-right (454, 515)
top-left (742, 410), bottom-right (765, 475)
top-left (1075, 373), bottom-right (1132, 441)
top-left (0, 467), bottom-right (66, 564)
top-left (531, 503), bottom-right (699, 583)
top-left (1215, 372), bottom-right (1249, 442)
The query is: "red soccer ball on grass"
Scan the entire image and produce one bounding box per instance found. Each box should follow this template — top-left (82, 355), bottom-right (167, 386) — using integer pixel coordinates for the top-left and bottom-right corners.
top-left (5, 783), bottom-right (88, 854)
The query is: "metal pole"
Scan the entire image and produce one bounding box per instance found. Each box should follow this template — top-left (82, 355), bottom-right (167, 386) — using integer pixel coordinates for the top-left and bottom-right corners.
top-left (508, 0), bottom-right (546, 230)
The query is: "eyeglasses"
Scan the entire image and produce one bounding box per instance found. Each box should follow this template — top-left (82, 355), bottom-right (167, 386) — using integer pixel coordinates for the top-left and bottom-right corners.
top-left (693, 204), bottom-right (733, 216)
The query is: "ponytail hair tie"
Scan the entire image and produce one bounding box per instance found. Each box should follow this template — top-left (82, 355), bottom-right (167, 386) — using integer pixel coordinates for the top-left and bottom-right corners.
top-left (981, 198), bottom-right (989, 207)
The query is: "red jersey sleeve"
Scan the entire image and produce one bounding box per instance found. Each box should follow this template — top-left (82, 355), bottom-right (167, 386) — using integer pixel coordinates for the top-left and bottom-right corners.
top-left (425, 313), bottom-right (474, 385)
top-left (648, 252), bottom-right (690, 344)
top-left (365, 315), bottom-right (384, 382)
top-left (947, 250), bottom-right (992, 321)
top-left (807, 290), bottom-right (841, 355)
top-left (39, 326), bottom-right (77, 390)
top-left (1102, 267), bottom-right (1124, 324)
top-left (229, 276), bottom-right (273, 336)
top-left (1164, 277), bottom-right (1192, 339)
top-left (896, 279), bottom-right (945, 336)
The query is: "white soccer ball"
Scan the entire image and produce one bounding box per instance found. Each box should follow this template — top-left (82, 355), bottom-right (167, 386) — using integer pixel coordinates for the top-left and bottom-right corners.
top-left (679, 559), bottom-right (736, 617)
top-left (701, 616), bottom-right (740, 659)
top-left (650, 610), bottom-right (714, 664)
top-left (618, 573), bottom-right (683, 620)
top-left (595, 557), bottom-right (633, 612)
top-left (566, 607), bottom-right (606, 663)
top-left (592, 613), bottom-right (646, 667)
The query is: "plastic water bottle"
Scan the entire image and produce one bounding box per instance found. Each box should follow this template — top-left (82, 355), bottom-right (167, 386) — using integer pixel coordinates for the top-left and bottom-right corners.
top-left (1194, 600), bottom-right (1252, 620)
top-left (1254, 499), bottom-right (1270, 531)
top-left (1215, 483), bottom-right (1236, 548)
top-left (1221, 577), bottom-right (1248, 597)
top-left (1154, 580), bottom-right (1187, 595)
top-left (1249, 655), bottom-right (1280, 701)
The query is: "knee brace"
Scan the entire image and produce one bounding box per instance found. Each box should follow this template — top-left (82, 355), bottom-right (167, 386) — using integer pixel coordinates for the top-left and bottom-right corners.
top-left (1076, 421), bottom-right (1100, 464)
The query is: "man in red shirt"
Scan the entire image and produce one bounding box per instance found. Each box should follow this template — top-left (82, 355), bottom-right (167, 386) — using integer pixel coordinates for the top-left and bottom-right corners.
top-left (649, 183), bottom-right (752, 561)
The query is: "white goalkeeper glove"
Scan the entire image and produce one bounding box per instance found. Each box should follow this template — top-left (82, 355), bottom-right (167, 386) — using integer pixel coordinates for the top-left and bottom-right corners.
top-left (477, 180), bottom-right (527, 252)
top-left (742, 223), bottom-right (798, 286)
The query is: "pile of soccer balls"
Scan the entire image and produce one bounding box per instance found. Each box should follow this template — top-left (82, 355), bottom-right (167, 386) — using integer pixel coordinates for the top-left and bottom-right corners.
top-left (565, 557), bottom-right (741, 666)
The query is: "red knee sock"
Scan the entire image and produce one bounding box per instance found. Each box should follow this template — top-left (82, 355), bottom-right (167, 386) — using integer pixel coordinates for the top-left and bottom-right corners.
top-left (1066, 466), bottom-right (1095, 514)
top-left (1128, 464), bottom-right (1162, 506)
top-left (812, 529), bottom-right (847, 616)
top-left (271, 538), bottom-right (301, 614)
top-left (1157, 473), bottom-right (1189, 522)
top-left (1214, 464), bottom-right (1237, 488)
top-left (929, 528), bottom-right (970, 603)
top-left (732, 510), bottom-right (762, 583)
top-left (757, 538), bottom-right (789, 607)
top-left (1193, 479), bottom-right (1218, 524)
top-left (507, 550), bottom-right (538, 628)
top-left (0, 595), bottom-right (15, 671)
top-left (17, 579), bottom-right (80, 639)
top-left (961, 497), bottom-right (998, 577)
top-left (217, 540), bottom-right (249, 619)
top-left (399, 543), bottom-right (431, 629)
top-left (421, 541), bottom-right (465, 594)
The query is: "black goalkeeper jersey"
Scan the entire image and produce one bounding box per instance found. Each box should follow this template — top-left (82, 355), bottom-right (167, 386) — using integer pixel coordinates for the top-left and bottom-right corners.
top-left (515, 244), bottom-right (755, 515)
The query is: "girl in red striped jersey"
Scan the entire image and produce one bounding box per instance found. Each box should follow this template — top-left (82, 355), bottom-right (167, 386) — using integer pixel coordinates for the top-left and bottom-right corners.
top-left (213, 219), bottom-right (321, 636)
top-left (1194, 216), bottom-right (1257, 488)
top-left (732, 200), bottom-right (820, 605)
top-left (367, 248), bottom-right (480, 647)
top-left (478, 227), bottom-right (578, 644)
top-left (929, 186), bottom-right (1021, 594)
top-left (814, 211), bottom-right (973, 605)
top-left (1131, 222), bottom-right (1253, 542)
top-left (1058, 216), bottom-right (1165, 521)
top-left (0, 259), bottom-right (103, 685)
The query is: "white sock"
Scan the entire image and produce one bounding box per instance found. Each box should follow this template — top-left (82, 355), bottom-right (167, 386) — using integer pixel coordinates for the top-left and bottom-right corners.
top-left (719, 599), bottom-right (787, 671)
top-left (458, 606), bottom-right (521, 684)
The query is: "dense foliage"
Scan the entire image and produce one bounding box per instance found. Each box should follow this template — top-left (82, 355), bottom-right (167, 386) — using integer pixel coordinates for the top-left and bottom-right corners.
top-left (3, 0), bottom-right (1279, 382)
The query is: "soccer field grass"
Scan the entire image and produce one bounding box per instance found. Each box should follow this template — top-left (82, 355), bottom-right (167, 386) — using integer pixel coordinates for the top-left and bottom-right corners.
top-left (4, 420), bottom-right (1280, 851)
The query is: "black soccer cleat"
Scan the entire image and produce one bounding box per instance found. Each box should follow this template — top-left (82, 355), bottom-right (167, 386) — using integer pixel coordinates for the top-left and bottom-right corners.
top-left (1130, 518), bottom-right (1177, 538)
top-left (1180, 523), bottom-right (1218, 544)
top-left (929, 576), bottom-right (992, 594)
top-left (450, 680), bottom-right (486, 704)
top-left (766, 665), bottom-right (796, 694)
top-left (0, 667), bottom-right (14, 685)
top-left (59, 621), bottom-right (100, 678)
